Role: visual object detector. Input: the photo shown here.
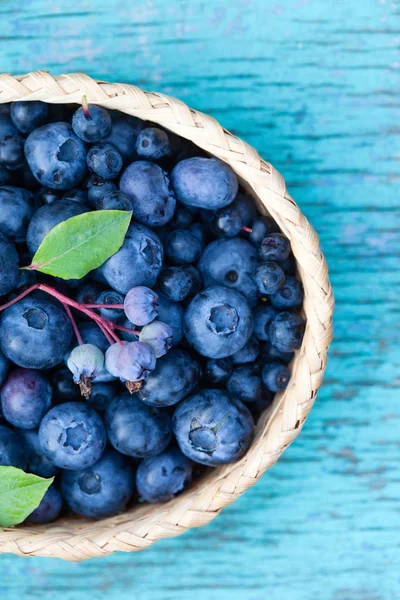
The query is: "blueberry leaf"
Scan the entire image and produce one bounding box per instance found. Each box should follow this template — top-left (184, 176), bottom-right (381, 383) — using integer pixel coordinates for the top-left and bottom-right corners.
top-left (27, 210), bottom-right (132, 280)
top-left (0, 467), bottom-right (54, 527)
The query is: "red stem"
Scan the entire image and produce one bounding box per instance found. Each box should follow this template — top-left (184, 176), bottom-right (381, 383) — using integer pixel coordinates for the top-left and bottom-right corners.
top-left (97, 321), bottom-right (118, 346)
top-left (0, 283), bottom-right (40, 312)
top-left (84, 304), bottom-right (125, 310)
top-left (112, 323), bottom-right (140, 336)
top-left (63, 303), bottom-right (83, 346)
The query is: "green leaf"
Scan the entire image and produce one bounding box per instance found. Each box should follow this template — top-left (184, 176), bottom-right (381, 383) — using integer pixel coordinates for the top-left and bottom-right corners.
top-left (0, 467), bottom-right (54, 527)
top-left (28, 210), bottom-right (132, 280)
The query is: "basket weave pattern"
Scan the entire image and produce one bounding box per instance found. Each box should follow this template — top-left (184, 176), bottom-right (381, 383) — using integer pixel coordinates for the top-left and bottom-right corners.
top-left (0, 71), bottom-right (334, 561)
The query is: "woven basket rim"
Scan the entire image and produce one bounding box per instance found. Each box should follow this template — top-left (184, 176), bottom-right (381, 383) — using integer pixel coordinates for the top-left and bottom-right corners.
top-left (0, 71), bottom-right (334, 561)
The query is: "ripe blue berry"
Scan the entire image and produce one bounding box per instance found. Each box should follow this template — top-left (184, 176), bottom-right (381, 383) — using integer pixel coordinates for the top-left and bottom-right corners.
top-left (260, 233), bottom-right (291, 262)
top-left (262, 362), bottom-right (290, 392)
top-left (0, 112), bottom-right (17, 138)
top-left (184, 285), bottom-right (253, 359)
top-left (86, 174), bottom-right (117, 207)
top-left (87, 383), bottom-right (116, 412)
top-left (198, 238), bottom-right (259, 307)
top-left (269, 312), bottom-right (305, 353)
top-left (227, 365), bottom-right (262, 403)
top-left (231, 335), bottom-right (260, 364)
top-left (95, 290), bottom-right (125, 322)
top-left (169, 204), bottom-right (193, 229)
top-left (140, 349), bottom-right (200, 407)
top-left (91, 189), bottom-right (132, 211)
top-left (172, 389), bottom-right (254, 466)
top-left (136, 447), bottom-right (192, 503)
top-left (254, 261), bottom-right (285, 295)
top-left (86, 143), bottom-right (123, 179)
top-left (0, 236), bottom-right (19, 296)
top-left (171, 157), bottom-right (238, 210)
top-left (269, 276), bottom-right (304, 309)
top-left (61, 449), bottom-right (134, 518)
top-left (25, 122), bottom-right (87, 190)
top-left (1, 368), bottom-right (52, 429)
top-left (120, 161), bottom-right (176, 227)
top-left (62, 188), bottom-right (88, 204)
top-left (248, 216), bottom-right (277, 245)
top-left (253, 304), bottom-right (278, 341)
top-left (72, 104), bottom-right (112, 143)
top-left (101, 223), bottom-right (163, 294)
top-left (19, 430), bottom-right (58, 478)
top-left (26, 486), bottom-right (63, 524)
top-left (0, 297), bottom-right (73, 370)
top-left (158, 266), bottom-right (194, 302)
top-left (0, 424), bottom-right (27, 468)
top-left (205, 357), bottom-right (233, 385)
top-left (10, 101), bottom-right (49, 134)
top-left (26, 199), bottom-right (88, 254)
top-left (0, 134), bottom-right (25, 170)
top-left (135, 127), bottom-right (171, 160)
top-left (156, 293), bottom-right (184, 347)
top-left (0, 186), bottom-right (35, 242)
top-left (165, 229), bottom-right (202, 265)
top-left (105, 394), bottom-right (172, 458)
top-left (259, 341), bottom-right (294, 365)
top-left (38, 402), bottom-right (106, 470)
top-left (124, 286), bottom-right (158, 326)
top-left (104, 113), bottom-right (143, 162)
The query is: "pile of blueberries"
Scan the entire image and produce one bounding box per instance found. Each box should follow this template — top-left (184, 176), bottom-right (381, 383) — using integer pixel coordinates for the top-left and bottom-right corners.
top-left (0, 99), bottom-right (305, 524)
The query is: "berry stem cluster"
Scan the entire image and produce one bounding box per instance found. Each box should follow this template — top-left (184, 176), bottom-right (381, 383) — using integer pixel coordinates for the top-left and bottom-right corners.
top-left (0, 283), bottom-right (140, 347)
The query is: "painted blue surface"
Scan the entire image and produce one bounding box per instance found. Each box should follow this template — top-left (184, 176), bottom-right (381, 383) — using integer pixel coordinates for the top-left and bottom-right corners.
top-left (0, 1), bottom-right (399, 598)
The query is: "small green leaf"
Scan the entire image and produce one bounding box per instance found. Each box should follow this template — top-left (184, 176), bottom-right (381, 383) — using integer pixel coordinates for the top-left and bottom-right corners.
top-left (0, 467), bottom-right (54, 527)
top-left (28, 210), bottom-right (132, 280)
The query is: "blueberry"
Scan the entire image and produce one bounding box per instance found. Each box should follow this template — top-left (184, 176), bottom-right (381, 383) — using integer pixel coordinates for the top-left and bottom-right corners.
top-left (254, 261), bottom-right (285, 295)
top-left (0, 164), bottom-right (13, 185)
top-left (172, 389), bottom-right (254, 466)
top-left (249, 216), bottom-right (277, 245)
top-left (198, 238), bottom-right (259, 307)
top-left (119, 161), bottom-right (176, 227)
top-left (188, 222), bottom-right (208, 248)
top-left (169, 204), bottom-right (193, 229)
top-left (118, 319), bottom-right (140, 342)
top-left (227, 365), bottom-right (262, 403)
top-left (231, 335), bottom-right (260, 364)
top-left (156, 293), bottom-right (184, 347)
top-left (124, 286), bottom-right (158, 326)
top-left (95, 290), bottom-right (125, 322)
top-left (0, 349), bottom-right (9, 387)
top-left (104, 113), bottom-right (143, 162)
top-left (0, 297), bottom-right (73, 369)
top-left (1, 368), bottom-right (52, 429)
top-left (165, 229), bottom-right (202, 265)
top-left (184, 285), bottom-right (253, 359)
top-left (75, 281), bottom-right (104, 309)
top-left (10, 101), bottom-right (49, 134)
top-left (86, 174), bottom-right (117, 207)
top-left (171, 157), bottom-right (238, 210)
top-left (67, 344), bottom-right (105, 388)
top-left (79, 322), bottom-right (109, 353)
top-left (26, 485), bottom-right (63, 524)
top-left (101, 223), bottom-right (163, 294)
top-left (0, 186), bottom-right (35, 242)
top-left (0, 135), bottom-right (25, 170)
top-left (36, 187), bottom-right (62, 205)
top-left (269, 276), bottom-right (304, 309)
top-left (233, 193), bottom-right (258, 225)
top-left (0, 424), bottom-right (27, 468)
top-left (25, 122), bottom-right (87, 190)
top-left (250, 389), bottom-right (275, 418)
top-left (26, 199), bottom-right (88, 254)
top-left (0, 236), bottom-right (19, 295)
top-left (62, 188), bottom-right (88, 204)
top-left (205, 358), bottom-right (233, 385)
top-left (136, 447), bottom-right (192, 503)
top-left (140, 349), bottom-right (200, 407)
top-left (0, 113), bottom-right (17, 138)
top-left (61, 449), bottom-right (134, 518)
top-left (135, 127), bottom-right (171, 160)
top-left (87, 143), bottom-right (123, 180)
top-left (87, 383), bottom-right (116, 412)
top-left (260, 233), bottom-right (291, 262)
top-left (208, 193), bottom-right (257, 238)
top-left (269, 312), bottom-right (305, 353)
top-left (18, 429), bottom-right (58, 478)
top-left (105, 341), bottom-right (156, 382)
top-left (158, 266), bottom-right (193, 302)
top-left (259, 341), bottom-right (294, 365)
top-left (38, 402), bottom-right (106, 470)
top-left (91, 190), bottom-right (132, 211)
top-left (105, 394), bottom-right (172, 458)
top-left (278, 254), bottom-right (296, 275)
top-left (72, 104), bottom-right (112, 143)
top-left (253, 304), bottom-right (278, 341)
top-left (185, 265), bottom-right (203, 296)
top-left (262, 362), bottom-right (290, 392)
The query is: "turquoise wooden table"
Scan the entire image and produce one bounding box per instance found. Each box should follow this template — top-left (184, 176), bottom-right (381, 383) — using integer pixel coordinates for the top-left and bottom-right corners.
top-left (0, 1), bottom-right (399, 598)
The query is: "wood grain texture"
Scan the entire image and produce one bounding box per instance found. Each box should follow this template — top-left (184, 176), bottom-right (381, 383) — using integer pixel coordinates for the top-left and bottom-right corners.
top-left (0, 0), bottom-right (399, 597)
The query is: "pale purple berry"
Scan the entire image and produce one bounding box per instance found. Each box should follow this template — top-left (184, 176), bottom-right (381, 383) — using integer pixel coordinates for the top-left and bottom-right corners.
top-left (105, 342), bottom-right (127, 378)
top-left (116, 342), bottom-right (156, 382)
top-left (67, 344), bottom-right (105, 398)
top-left (139, 321), bottom-right (173, 358)
top-left (124, 286), bottom-right (159, 326)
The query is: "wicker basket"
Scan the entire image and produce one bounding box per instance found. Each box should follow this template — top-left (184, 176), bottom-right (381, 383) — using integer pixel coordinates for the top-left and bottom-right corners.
top-left (0, 71), bottom-right (334, 561)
